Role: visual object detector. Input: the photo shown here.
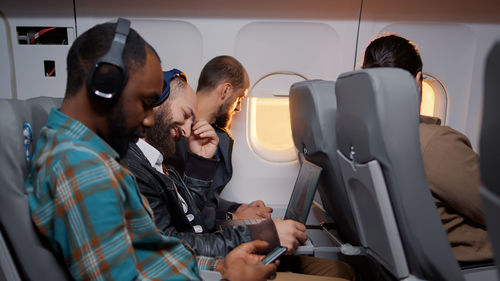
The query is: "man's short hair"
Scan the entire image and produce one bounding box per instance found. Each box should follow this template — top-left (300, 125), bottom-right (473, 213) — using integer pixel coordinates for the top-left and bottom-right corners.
top-left (65, 21), bottom-right (159, 97)
top-left (362, 34), bottom-right (423, 78)
top-left (197, 55), bottom-right (246, 92)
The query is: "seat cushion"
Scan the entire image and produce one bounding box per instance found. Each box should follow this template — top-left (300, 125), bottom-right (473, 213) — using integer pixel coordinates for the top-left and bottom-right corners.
top-left (0, 96), bottom-right (71, 280)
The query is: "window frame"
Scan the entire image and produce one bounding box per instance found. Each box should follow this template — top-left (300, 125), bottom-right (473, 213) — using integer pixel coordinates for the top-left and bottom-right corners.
top-left (246, 72), bottom-right (308, 163)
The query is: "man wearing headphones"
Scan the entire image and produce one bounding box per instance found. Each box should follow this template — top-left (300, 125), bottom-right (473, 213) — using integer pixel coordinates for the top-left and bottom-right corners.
top-left (26, 19), bottom-right (277, 281)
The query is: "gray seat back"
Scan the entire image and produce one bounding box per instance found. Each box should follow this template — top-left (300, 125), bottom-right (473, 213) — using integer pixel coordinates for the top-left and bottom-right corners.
top-left (335, 68), bottom-right (464, 281)
top-left (480, 40), bottom-right (500, 276)
top-left (289, 79), bottom-right (359, 245)
top-left (0, 97), bottom-right (72, 280)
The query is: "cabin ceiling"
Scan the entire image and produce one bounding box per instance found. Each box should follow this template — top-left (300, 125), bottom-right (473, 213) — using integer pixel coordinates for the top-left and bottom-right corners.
top-left (1, 0), bottom-right (499, 23)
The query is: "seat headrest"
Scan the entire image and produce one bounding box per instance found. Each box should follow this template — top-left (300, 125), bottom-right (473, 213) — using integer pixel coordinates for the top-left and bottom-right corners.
top-left (0, 96), bottom-right (69, 281)
top-left (480, 41), bottom-right (500, 194)
top-left (335, 68), bottom-right (420, 165)
top-left (335, 68), bottom-right (465, 281)
top-left (289, 79), bottom-right (336, 158)
top-left (0, 97), bottom-right (63, 189)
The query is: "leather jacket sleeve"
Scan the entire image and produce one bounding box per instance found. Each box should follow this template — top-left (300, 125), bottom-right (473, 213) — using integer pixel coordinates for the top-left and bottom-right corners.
top-left (181, 152), bottom-right (218, 210)
top-left (162, 218), bottom-right (279, 258)
top-left (173, 133), bottom-right (241, 212)
top-left (179, 154), bottom-right (241, 221)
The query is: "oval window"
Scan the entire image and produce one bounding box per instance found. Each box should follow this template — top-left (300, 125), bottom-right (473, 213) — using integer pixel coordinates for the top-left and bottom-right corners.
top-left (247, 72), bottom-right (307, 162)
top-left (420, 72), bottom-right (449, 124)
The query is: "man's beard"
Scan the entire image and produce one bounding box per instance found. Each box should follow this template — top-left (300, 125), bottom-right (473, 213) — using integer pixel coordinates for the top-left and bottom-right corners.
top-left (145, 108), bottom-right (176, 158)
top-left (213, 101), bottom-right (234, 129)
top-left (107, 103), bottom-right (143, 158)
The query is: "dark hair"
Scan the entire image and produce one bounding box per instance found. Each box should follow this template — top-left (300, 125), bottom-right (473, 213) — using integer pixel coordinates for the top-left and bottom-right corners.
top-left (65, 21), bottom-right (159, 97)
top-left (362, 34), bottom-right (423, 78)
top-left (197, 55), bottom-right (247, 92)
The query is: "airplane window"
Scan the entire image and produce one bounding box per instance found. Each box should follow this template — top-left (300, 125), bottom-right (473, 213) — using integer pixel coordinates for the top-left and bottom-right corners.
top-left (247, 72), bottom-right (306, 163)
top-left (420, 81), bottom-right (435, 116)
top-left (248, 97), bottom-right (295, 161)
top-left (421, 73), bottom-right (448, 124)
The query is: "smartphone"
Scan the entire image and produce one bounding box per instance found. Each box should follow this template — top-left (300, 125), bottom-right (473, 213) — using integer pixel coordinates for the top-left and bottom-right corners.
top-left (259, 246), bottom-right (287, 265)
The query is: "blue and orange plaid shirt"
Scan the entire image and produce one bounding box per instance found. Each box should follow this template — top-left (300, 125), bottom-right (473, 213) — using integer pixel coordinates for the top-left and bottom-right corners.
top-left (26, 109), bottom-right (217, 280)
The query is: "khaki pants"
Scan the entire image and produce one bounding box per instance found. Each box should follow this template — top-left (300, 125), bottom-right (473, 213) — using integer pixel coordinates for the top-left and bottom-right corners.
top-left (275, 272), bottom-right (351, 281)
top-left (276, 256), bottom-right (355, 281)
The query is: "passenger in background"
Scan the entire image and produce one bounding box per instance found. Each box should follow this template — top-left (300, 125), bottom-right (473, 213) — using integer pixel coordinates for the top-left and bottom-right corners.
top-left (169, 56), bottom-right (354, 279)
top-left (26, 20), bottom-right (278, 281)
top-left (362, 34), bottom-right (493, 263)
top-left (171, 55), bottom-right (272, 221)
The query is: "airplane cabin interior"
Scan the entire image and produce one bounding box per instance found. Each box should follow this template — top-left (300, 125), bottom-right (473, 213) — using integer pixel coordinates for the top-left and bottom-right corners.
top-left (1, 0), bottom-right (500, 280)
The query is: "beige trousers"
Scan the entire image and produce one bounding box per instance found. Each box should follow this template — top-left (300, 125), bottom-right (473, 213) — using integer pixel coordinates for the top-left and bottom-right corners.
top-left (275, 256), bottom-right (355, 281)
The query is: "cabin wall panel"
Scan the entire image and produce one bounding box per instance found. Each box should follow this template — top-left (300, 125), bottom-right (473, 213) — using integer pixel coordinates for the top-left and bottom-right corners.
top-left (221, 20), bottom-right (357, 204)
top-left (464, 24), bottom-right (500, 151)
top-left (76, 17), bottom-right (205, 88)
top-left (1, 0), bottom-right (75, 100)
top-left (0, 12), bottom-right (13, 99)
top-left (357, 22), bottom-right (475, 129)
top-left (357, 20), bottom-right (500, 151)
top-left (126, 19), bottom-right (204, 85)
top-left (358, 0), bottom-right (500, 151)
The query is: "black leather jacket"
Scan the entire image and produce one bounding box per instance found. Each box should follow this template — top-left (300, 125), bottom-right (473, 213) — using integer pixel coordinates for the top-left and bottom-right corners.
top-left (125, 143), bottom-right (279, 258)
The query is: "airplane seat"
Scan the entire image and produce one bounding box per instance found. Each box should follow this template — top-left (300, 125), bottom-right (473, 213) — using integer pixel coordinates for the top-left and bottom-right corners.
top-left (480, 40), bottom-right (500, 278)
top-left (288, 79), bottom-right (359, 246)
top-left (0, 97), bottom-right (73, 280)
top-left (335, 68), bottom-right (465, 281)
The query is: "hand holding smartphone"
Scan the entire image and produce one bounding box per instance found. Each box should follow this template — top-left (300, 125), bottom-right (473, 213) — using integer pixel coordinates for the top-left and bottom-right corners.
top-left (259, 246), bottom-right (287, 265)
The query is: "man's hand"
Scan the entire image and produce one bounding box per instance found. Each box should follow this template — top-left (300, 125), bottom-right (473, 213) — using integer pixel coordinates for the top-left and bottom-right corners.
top-left (218, 240), bottom-right (278, 281)
top-left (233, 200), bottom-right (273, 220)
top-left (188, 120), bottom-right (219, 158)
top-left (272, 218), bottom-right (307, 254)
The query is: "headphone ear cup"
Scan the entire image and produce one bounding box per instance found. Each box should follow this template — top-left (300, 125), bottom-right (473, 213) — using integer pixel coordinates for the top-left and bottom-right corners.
top-left (86, 18), bottom-right (130, 100)
top-left (88, 64), bottom-right (126, 99)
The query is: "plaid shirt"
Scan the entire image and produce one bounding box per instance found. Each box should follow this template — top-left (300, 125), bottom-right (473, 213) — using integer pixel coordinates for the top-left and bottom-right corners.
top-left (26, 109), bottom-right (217, 280)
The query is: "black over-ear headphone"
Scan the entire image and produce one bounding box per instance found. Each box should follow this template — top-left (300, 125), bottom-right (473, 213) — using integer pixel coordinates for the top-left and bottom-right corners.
top-left (86, 18), bottom-right (131, 100)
